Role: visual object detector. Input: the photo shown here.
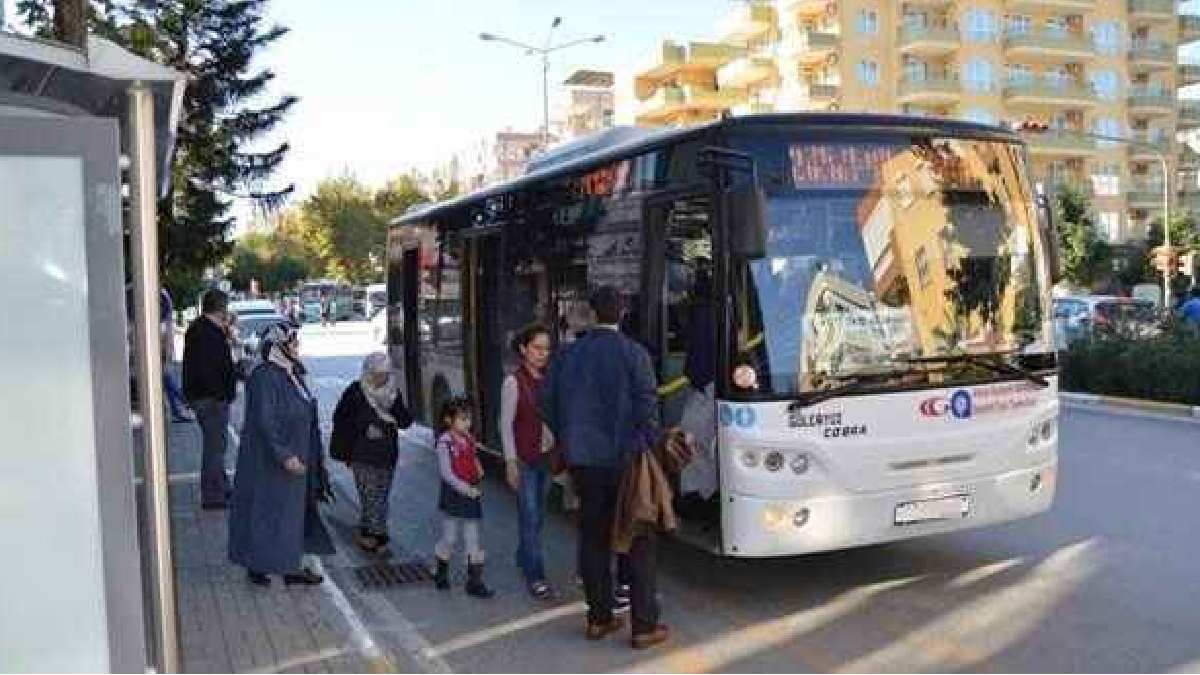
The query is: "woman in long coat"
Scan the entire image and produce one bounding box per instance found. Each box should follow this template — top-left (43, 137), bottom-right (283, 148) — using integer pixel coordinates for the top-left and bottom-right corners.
top-left (228, 322), bottom-right (334, 586)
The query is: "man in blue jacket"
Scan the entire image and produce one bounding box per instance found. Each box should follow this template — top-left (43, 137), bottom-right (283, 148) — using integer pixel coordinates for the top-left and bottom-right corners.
top-left (541, 286), bottom-right (667, 649)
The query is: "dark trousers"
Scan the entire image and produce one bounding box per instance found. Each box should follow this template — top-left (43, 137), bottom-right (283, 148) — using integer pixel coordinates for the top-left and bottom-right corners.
top-left (573, 466), bottom-right (659, 633)
top-left (193, 398), bottom-right (231, 504)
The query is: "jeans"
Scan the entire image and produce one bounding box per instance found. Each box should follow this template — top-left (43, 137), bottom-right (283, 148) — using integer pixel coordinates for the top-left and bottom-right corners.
top-left (516, 459), bottom-right (549, 583)
top-left (193, 398), bottom-right (231, 504)
top-left (163, 371), bottom-right (187, 417)
top-left (573, 466), bottom-right (660, 631)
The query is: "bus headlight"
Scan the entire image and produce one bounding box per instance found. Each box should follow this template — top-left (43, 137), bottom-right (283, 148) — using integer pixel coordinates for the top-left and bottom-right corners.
top-left (763, 451), bottom-right (785, 472)
top-left (740, 449), bottom-right (760, 468)
top-left (790, 453), bottom-right (810, 474)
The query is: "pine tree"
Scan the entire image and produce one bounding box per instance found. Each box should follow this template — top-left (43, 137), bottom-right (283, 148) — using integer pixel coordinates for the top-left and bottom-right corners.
top-left (16, 0), bottom-right (297, 302)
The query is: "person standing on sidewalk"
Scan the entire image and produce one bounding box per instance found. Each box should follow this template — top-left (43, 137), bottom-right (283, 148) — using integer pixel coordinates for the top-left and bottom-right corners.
top-left (541, 286), bottom-right (668, 649)
top-left (183, 289), bottom-right (237, 509)
top-left (161, 287), bottom-right (193, 423)
top-left (431, 396), bottom-right (494, 599)
top-left (229, 322), bottom-right (334, 586)
top-left (500, 322), bottom-right (557, 600)
top-left (331, 352), bottom-right (414, 554)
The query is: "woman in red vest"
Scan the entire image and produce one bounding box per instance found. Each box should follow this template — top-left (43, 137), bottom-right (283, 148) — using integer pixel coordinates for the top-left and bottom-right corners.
top-left (500, 322), bottom-right (557, 599)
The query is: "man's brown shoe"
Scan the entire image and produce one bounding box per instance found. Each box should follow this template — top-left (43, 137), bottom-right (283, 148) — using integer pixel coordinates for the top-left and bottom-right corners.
top-left (585, 615), bottom-right (625, 640)
top-left (631, 623), bottom-right (670, 650)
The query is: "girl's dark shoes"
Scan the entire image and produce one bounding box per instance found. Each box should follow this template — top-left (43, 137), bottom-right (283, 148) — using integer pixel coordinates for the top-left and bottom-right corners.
top-left (465, 562), bottom-right (494, 599)
top-left (247, 570), bottom-right (271, 587)
top-left (283, 569), bottom-right (323, 586)
top-left (433, 557), bottom-right (450, 590)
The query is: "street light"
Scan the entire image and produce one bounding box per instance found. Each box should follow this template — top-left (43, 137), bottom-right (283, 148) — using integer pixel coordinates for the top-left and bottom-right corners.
top-left (479, 18), bottom-right (606, 151)
top-left (1017, 120), bottom-right (1175, 307)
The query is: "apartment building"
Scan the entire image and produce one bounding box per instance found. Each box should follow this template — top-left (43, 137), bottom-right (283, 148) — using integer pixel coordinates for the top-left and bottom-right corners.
top-left (632, 0), bottom-right (1200, 244)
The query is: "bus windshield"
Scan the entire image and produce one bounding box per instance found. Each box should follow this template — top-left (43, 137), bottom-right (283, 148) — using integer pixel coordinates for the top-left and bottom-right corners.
top-left (730, 135), bottom-right (1051, 399)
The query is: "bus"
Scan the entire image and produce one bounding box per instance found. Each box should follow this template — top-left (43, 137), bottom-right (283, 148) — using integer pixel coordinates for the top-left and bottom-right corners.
top-left (299, 280), bottom-right (354, 323)
top-left (387, 114), bottom-right (1061, 557)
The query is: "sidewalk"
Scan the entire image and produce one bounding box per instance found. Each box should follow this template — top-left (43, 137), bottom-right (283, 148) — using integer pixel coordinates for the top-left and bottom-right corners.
top-left (164, 420), bottom-right (386, 673)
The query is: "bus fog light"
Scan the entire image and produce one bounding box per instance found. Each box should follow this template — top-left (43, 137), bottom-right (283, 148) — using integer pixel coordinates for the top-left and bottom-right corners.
top-left (790, 453), bottom-right (809, 474)
top-left (740, 449), bottom-right (760, 469)
top-left (764, 451), bottom-right (784, 472)
top-left (793, 508), bottom-right (810, 528)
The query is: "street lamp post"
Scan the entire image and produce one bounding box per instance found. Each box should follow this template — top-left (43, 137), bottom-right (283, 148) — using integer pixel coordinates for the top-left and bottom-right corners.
top-left (480, 18), bottom-right (605, 151)
top-left (1021, 125), bottom-right (1174, 307)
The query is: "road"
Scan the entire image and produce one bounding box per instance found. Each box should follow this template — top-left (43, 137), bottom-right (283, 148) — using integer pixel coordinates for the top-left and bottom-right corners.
top-left (243, 322), bottom-right (1200, 673)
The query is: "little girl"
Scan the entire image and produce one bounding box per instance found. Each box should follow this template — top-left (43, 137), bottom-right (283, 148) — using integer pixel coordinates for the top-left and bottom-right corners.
top-left (432, 396), bottom-right (494, 598)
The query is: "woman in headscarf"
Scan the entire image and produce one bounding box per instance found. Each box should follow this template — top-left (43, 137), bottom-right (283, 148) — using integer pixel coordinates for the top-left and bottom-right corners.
top-left (330, 352), bottom-right (413, 554)
top-left (228, 322), bottom-right (334, 586)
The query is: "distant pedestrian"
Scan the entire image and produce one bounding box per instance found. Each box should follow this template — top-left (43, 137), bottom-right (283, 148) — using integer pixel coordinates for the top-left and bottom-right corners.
top-left (500, 322), bottom-right (558, 599)
top-left (228, 322), bottom-right (334, 586)
top-left (331, 352), bottom-right (414, 554)
top-left (432, 396), bottom-right (494, 599)
top-left (1179, 287), bottom-right (1200, 332)
top-left (160, 288), bottom-right (193, 423)
top-left (320, 292), bottom-right (336, 328)
top-left (541, 286), bottom-right (667, 649)
top-left (183, 289), bottom-right (238, 509)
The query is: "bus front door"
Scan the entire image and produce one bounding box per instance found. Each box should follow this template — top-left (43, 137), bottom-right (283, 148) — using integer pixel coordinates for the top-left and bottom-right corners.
top-left (400, 247), bottom-right (423, 420)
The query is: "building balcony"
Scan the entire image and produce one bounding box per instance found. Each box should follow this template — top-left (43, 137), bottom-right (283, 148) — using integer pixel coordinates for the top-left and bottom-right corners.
top-left (1129, 132), bottom-right (1172, 159)
top-left (779, 82), bottom-right (840, 109)
top-left (1127, 181), bottom-right (1167, 209)
top-left (717, 55), bottom-right (780, 90)
top-left (720, 2), bottom-right (778, 43)
top-left (634, 41), bottom-right (745, 100)
top-left (1180, 62), bottom-right (1200, 87)
top-left (1128, 41), bottom-right (1174, 70)
top-left (1004, 30), bottom-right (1095, 60)
top-left (1128, 89), bottom-right (1176, 115)
top-left (1180, 144), bottom-right (1200, 169)
top-left (1179, 101), bottom-right (1200, 129)
top-left (635, 85), bottom-right (741, 126)
top-left (1004, 80), bottom-right (1096, 108)
top-left (1022, 130), bottom-right (1099, 157)
top-left (635, 41), bottom-right (687, 83)
top-left (1182, 15), bottom-right (1200, 43)
top-left (898, 25), bottom-right (961, 56)
top-left (1128, 0), bottom-right (1176, 21)
top-left (898, 75), bottom-right (962, 105)
top-left (779, 30), bottom-right (840, 65)
top-left (1043, 177), bottom-right (1095, 199)
top-left (1006, 0), bottom-right (1096, 10)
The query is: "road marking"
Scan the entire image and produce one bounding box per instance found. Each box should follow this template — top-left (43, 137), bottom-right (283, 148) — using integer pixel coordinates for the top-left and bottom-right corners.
top-left (225, 423), bottom-right (398, 672)
top-left (428, 601), bottom-right (587, 658)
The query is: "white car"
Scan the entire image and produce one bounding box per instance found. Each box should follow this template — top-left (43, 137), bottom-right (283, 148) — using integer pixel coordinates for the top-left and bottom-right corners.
top-left (228, 299), bottom-right (279, 319)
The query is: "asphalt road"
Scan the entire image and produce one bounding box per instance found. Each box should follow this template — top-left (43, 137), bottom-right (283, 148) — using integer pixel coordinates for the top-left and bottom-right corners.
top-left (240, 322), bottom-right (1200, 673)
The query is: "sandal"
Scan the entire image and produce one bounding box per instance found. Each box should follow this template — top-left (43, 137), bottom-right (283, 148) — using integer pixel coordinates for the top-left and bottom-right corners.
top-left (528, 580), bottom-right (554, 600)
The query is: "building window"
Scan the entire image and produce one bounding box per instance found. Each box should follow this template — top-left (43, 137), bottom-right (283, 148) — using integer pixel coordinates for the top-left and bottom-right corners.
top-left (1090, 70), bottom-right (1120, 101)
top-left (1099, 212), bottom-right (1122, 243)
top-left (1092, 21), bottom-right (1123, 56)
top-left (962, 107), bottom-right (997, 125)
top-left (964, 58), bottom-right (994, 93)
top-left (965, 9), bottom-right (997, 42)
top-left (857, 10), bottom-right (879, 35)
top-left (857, 60), bottom-right (880, 86)
top-left (1007, 64), bottom-right (1034, 85)
top-left (1092, 167), bottom-right (1121, 197)
top-left (1006, 15), bottom-right (1032, 35)
top-left (1092, 117), bottom-right (1124, 147)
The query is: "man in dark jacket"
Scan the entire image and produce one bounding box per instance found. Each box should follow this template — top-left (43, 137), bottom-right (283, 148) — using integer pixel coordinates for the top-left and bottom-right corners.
top-left (541, 286), bottom-right (667, 649)
top-left (183, 289), bottom-right (238, 509)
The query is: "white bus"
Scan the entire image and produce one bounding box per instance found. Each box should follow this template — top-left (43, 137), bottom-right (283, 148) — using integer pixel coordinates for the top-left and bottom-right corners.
top-left (387, 115), bottom-right (1061, 557)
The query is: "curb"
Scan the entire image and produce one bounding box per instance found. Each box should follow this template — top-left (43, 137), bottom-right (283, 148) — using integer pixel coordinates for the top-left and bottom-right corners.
top-left (1060, 391), bottom-right (1200, 420)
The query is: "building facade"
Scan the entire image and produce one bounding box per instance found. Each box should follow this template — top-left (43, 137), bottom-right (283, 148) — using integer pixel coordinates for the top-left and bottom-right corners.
top-left (633, 0), bottom-right (1200, 244)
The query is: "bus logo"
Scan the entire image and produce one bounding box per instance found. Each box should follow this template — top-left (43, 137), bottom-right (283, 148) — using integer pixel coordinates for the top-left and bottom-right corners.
top-left (919, 390), bottom-right (973, 420)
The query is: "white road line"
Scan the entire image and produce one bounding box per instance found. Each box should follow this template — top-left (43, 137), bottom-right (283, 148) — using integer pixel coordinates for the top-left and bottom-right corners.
top-left (225, 423), bottom-right (397, 672)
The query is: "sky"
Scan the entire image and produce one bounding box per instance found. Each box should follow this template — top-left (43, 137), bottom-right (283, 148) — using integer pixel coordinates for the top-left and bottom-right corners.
top-left (251, 0), bottom-right (731, 209)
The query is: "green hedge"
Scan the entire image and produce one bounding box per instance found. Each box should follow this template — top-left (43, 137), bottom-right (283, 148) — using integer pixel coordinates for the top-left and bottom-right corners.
top-left (1060, 324), bottom-right (1200, 405)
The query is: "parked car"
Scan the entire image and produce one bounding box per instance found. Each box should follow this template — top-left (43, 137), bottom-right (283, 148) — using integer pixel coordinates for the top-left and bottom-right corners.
top-left (1053, 295), bottom-right (1160, 349)
top-left (228, 299), bottom-right (279, 319)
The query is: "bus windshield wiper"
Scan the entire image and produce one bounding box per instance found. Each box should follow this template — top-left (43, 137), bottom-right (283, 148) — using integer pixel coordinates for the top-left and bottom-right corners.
top-left (788, 376), bottom-right (873, 409)
top-left (898, 352), bottom-right (1049, 388)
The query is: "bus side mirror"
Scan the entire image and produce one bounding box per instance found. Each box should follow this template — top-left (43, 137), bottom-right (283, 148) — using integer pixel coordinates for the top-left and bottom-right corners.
top-left (1038, 194), bottom-right (1063, 283)
top-left (728, 186), bottom-right (768, 259)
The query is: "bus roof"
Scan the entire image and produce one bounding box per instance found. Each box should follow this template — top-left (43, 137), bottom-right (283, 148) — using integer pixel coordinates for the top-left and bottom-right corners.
top-left (389, 113), bottom-right (1022, 227)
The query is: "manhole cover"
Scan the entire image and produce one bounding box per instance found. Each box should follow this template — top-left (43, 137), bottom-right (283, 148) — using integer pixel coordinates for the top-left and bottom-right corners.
top-left (353, 560), bottom-right (433, 588)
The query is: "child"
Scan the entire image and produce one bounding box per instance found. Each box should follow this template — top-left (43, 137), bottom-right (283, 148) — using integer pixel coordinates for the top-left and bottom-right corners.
top-left (432, 396), bottom-right (494, 598)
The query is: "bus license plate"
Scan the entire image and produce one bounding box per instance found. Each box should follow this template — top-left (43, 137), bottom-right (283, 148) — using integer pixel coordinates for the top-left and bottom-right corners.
top-left (894, 495), bottom-right (970, 525)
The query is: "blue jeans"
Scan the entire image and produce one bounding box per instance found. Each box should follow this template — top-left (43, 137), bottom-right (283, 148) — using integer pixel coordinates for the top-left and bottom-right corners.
top-left (163, 371), bottom-right (186, 417)
top-left (516, 459), bottom-right (549, 583)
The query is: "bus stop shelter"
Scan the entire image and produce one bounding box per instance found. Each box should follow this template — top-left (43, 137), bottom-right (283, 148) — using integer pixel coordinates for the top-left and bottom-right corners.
top-left (0, 30), bottom-right (186, 672)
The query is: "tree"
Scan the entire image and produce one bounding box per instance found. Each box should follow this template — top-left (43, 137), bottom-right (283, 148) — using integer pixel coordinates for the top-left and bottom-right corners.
top-left (17, 0), bottom-right (297, 304)
top-left (298, 175), bottom-right (383, 284)
top-left (1054, 185), bottom-right (1112, 291)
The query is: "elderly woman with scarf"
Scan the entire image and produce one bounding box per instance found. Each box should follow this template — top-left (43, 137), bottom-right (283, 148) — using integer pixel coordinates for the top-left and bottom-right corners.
top-left (228, 323), bottom-right (334, 586)
top-left (331, 352), bottom-right (414, 554)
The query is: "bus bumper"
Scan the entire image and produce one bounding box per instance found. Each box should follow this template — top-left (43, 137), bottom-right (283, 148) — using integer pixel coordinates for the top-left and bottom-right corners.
top-left (720, 459), bottom-right (1057, 558)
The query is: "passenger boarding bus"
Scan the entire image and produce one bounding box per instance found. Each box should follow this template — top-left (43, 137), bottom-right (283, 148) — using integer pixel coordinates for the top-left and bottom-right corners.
top-left (387, 114), bottom-right (1061, 557)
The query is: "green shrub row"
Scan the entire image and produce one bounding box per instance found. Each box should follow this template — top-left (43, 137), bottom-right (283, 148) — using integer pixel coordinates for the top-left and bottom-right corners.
top-left (1060, 324), bottom-right (1200, 405)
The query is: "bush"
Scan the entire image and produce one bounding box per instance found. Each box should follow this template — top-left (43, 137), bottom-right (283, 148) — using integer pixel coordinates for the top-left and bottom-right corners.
top-left (1060, 322), bottom-right (1200, 405)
